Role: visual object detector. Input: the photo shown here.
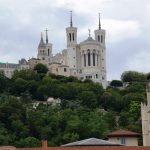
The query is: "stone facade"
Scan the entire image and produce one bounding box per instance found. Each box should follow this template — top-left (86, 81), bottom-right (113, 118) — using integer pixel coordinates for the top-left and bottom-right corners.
top-left (0, 59), bottom-right (29, 78)
top-left (0, 13), bottom-right (107, 88)
top-left (29, 13), bottom-right (107, 88)
top-left (141, 81), bottom-right (150, 146)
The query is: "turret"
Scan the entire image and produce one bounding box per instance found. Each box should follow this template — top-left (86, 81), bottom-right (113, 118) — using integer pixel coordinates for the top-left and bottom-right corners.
top-left (66, 11), bottom-right (77, 47)
top-left (38, 32), bottom-right (46, 49)
top-left (94, 13), bottom-right (106, 49)
top-left (45, 28), bottom-right (52, 58)
top-left (37, 30), bottom-right (52, 63)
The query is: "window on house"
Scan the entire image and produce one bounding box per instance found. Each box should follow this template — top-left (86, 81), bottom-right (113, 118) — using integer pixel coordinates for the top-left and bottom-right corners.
top-left (64, 68), bottom-right (67, 72)
top-left (120, 137), bottom-right (125, 145)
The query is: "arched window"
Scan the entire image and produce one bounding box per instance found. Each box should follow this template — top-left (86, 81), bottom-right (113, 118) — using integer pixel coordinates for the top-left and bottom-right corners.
top-left (97, 54), bottom-right (99, 66)
top-left (48, 49), bottom-right (49, 56)
top-left (72, 33), bottom-right (74, 41)
top-left (69, 33), bottom-right (71, 41)
top-left (96, 74), bottom-right (98, 78)
top-left (88, 50), bottom-right (91, 66)
top-left (101, 35), bottom-right (103, 43)
top-left (98, 35), bottom-right (100, 42)
top-left (93, 52), bottom-right (95, 66)
top-left (84, 54), bottom-right (86, 67)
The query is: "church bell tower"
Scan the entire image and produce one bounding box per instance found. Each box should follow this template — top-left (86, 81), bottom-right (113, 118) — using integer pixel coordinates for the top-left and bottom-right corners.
top-left (94, 13), bottom-right (105, 49)
top-left (66, 11), bottom-right (78, 76)
top-left (66, 11), bottom-right (77, 47)
top-left (94, 13), bottom-right (107, 84)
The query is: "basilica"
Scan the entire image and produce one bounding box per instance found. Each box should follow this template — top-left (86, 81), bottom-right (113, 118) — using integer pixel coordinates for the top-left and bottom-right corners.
top-left (0, 13), bottom-right (107, 88)
top-left (29, 12), bottom-right (107, 87)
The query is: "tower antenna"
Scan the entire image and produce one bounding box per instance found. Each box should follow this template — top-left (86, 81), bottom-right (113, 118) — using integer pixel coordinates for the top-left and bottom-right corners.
top-left (41, 32), bottom-right (43, 41)
top-left (70, 11), bottom-right (73, 27)
top-left (99, 13), bottom-right (101, 30)
top-left (88, 29), bottom-right (91, 37)
top-left (45, 28), bottom-right (48, 43)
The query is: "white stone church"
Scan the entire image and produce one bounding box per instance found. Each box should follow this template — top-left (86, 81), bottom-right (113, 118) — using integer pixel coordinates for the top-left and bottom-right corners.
top-left (29, 12), bottom-right (107, 88)
top-left (0, 12), bottom-right (107, 88)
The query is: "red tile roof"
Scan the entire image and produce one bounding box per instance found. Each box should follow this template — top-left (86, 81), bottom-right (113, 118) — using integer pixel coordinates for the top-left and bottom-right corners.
top-left (17, 146), bottom-right (150, 150)
top-left (107, 130), bottom-right (140, 137)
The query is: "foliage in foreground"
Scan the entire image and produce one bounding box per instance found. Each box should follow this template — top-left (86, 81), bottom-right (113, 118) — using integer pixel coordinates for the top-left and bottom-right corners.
top-left (0, 69), bottom-right (148, 147)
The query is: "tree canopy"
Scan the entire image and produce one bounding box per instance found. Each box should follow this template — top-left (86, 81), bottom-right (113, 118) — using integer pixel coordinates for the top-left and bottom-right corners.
top-left (34, 63), bottom-right (48, 74)
top-left (121, 71), bottom-right (146, 82)
top-left (0, 69), bottom-right (147, 147)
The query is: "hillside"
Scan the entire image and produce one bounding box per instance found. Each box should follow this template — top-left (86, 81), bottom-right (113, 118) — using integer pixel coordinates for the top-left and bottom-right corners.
top-left (0, 68), bottom-right (147, 147)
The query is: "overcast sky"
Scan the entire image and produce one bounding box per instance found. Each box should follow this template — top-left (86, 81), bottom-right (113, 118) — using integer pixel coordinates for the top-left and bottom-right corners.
top-left (0, 0), bottom-right (150, 80)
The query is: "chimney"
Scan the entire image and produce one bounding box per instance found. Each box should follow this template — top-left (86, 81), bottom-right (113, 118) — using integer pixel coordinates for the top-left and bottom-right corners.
top-left (42, 140), bottom-right (48, 149)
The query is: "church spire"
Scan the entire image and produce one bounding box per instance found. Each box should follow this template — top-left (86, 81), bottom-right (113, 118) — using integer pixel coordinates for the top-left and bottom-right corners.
top-left (38, 32), bottom-right (46, 49)
top-left (98, 13), bottom-right (101, 30)
top-left (41, 32), bottom-right (44, 41)
top-left (70, 11), bottom-right (73, 27)
top-left (45, 28), bottom-right (48, 44)
top-left (88, 29), bottom-right (91, 37)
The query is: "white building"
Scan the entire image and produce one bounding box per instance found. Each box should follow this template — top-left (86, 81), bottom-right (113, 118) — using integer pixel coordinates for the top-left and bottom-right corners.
top-left (30, 12), bottom-right (107, 88)
top-left (0, 12), bottom-right (107, 88)
top-left (107, 130), bottom-right (139, 146)
top-left (141, 80), bottom-right (150, 146)
top-left (0, 59), bottom-right (29, 78)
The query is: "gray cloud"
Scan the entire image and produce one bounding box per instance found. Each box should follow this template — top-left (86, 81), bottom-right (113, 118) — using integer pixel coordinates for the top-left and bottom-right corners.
top-left (0, 0), bottom-right (150, 80)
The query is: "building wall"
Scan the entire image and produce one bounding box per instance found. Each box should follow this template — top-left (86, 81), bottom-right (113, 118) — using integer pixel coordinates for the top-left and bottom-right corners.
top-left (48, 63), bottom-right (70, 77)
top-left (108, 137), bottom-right (138, 146)
top-left (0, 63), bottom-right (19, 78)
top-left (0, 15), bottom-right (107, 88)
top-left (141, 81), bottom-right (150, 146)
top-left (28, 58), bottom-right (40, 69)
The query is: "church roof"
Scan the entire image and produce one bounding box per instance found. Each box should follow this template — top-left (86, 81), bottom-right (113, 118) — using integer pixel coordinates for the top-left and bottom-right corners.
top-left (61, 138), bottom-right (121, 147)
top-left (86, 36), bottom-right (95, 41)
top-left (107, 130), bottom-right (140, 137)
top-left (38, 32), bottom-right (46, 49)
top-left (38, 40), bottom-right (46, 48)
top-left (83, 36), bottom-right (95, 42)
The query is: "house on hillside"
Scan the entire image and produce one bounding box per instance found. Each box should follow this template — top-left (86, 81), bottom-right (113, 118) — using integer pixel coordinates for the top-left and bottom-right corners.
top-left (107, 130), bottom-right (140, 146)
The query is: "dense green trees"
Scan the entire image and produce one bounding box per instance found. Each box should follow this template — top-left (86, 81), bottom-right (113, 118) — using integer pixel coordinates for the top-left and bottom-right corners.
top-left (0, 69), bottom-right (148, 147)
top-left (0, 70), bottom-right (9, 93)
top-left (34, 63), bottom-right (48, 74)
top-left (121, 71), bottom-right (146, 82)
top-left (110, 80), bottom-right (123, 87)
